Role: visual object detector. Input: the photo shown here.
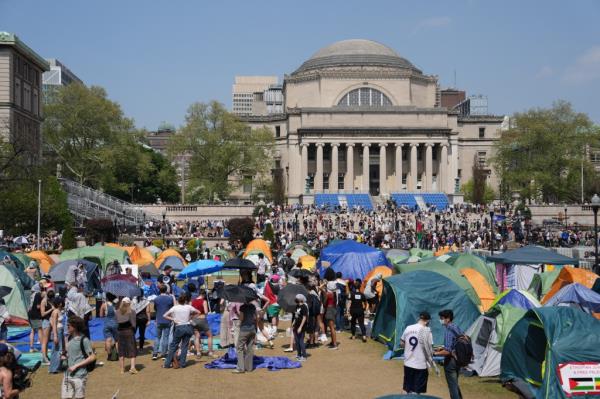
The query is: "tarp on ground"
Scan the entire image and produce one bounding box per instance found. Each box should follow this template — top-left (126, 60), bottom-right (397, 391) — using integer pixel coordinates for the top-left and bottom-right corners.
top-left (394, 259), bottom-right (481, 307)
top-left (205, 347), bottom-right (301, 371)
top-left (317, 240), bottom-right (391, 281)
top-left (487, 245), bottom-right (578, 266)
top-left (27, 250), bottom-right (54, 273)
top-left (445, 253), bottom-right (498, 293)
top-left (243, 239), bottom-right (273, 263)
top-left (544, 283), bottom-right (600, 318)
top-left (0, 265), bottom-right (29, 325)
top-left (154, 249), bottom-right (185, 269)
top-left (542, 267), bottom-right (600, 304)
top-left (371, 270), bottom-right (480, 349)
top-left (501, 307), bottom-right (600, 399)
top-left (528, 267), bottom-right (563, 300)
top-left (60, 244), bottom-right (131, 271)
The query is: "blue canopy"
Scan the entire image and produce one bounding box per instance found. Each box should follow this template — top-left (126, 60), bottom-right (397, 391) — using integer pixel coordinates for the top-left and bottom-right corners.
top-left (317, 240), bottom-right (391, 281)
top-left (487, 245), bottom-right (578, 266)
top-left (178, 259), bottom-right (224, 279)
top-left (544, 283), bottom-right (600, 314)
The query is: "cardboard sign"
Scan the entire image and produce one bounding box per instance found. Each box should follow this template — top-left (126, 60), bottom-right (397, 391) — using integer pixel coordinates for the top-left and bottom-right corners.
top-left (121, 264), bottom-right (139, 278)
top-left (558, 362), bottom-right (600, 396)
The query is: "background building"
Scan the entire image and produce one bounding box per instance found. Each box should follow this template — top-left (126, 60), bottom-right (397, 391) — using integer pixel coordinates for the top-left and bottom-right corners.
top-left (42, 58), bottom-right (83, 101)
top-left (238, 39), bottom-right (504, 204)
top-left (232, 76), bottom-right (278, 116)
top-left (0, 32), bottom-right (49, 162)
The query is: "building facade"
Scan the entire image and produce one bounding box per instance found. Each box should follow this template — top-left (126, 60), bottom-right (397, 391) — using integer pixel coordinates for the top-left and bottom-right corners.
top-left (42, 58), bottom-right (83, 101)
top-left (0, 32), bottom-right (49, 162)
top-left (232, 76), bottom-right (278, 116)
top-left (239, 39), bottom-right (504, 204)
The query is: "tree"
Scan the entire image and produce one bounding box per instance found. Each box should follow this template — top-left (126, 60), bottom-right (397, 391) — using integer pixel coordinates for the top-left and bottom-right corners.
top-left (263, 223), bottom-right (274, 244)
top-left (492, 101), bottom-right (600, 203)
top-left (84, 218), bottom-right (118, 245)
top-left (227, 217), bottom-right (255, 246)
top-left (169, 101), bottom-right (275, 203)
top-left (461, 179), bottom-right (495, 205)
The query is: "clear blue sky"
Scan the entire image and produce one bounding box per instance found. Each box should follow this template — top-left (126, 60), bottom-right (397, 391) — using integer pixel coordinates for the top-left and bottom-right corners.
top-left (2, 0), bottom-right (599, 129)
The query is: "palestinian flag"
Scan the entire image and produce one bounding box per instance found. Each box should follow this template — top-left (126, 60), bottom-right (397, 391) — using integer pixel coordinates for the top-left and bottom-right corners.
top-left (568, 377), bottom-right (600, 392)
top-left (263, 281), bottom-right (277, 305)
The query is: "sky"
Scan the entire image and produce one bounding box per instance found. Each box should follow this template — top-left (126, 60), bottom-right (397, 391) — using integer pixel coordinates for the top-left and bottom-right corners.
top-left (2, 0), bottom-right (600, 129)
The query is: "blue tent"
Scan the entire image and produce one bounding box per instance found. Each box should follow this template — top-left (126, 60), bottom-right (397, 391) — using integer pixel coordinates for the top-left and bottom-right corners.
top-left (157, 256), bottom-right (186, 271)
top-left (48, 259), bottom-right (101, 292)
top-left (544, 283), bottom-right (600, 315)
top-left (317, 240), bottom-right (390, 281)
top-left (178, 260), bottom-right (223, 279)
top-left (493, 289), bottom-right (541, 310)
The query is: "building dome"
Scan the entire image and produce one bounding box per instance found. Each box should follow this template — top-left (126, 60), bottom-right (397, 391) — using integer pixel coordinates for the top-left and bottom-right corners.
top-left (292, 39), bottom-right (420, 75)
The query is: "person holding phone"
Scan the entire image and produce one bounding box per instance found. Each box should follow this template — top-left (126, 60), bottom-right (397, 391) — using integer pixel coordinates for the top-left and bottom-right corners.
top-left (400, 311), bottom-right (436, 395)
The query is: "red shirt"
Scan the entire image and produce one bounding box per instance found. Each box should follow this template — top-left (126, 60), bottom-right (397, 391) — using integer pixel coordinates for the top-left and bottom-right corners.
top-left (325, 292), bottom-right (335, 307)
top-left (191, 297), bottom-right (206, 315)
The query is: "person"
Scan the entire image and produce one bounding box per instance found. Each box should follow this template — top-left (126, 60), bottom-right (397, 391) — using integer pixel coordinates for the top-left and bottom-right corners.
top-left (0, 299), bottom-right (10, 344)
top-left (99, 293), bottom-right (118, 360)
top-left (435, 309), bottom-right (464, 399)
top-left (321, 281), bottom-right (339, 349)
top-left (49, 297), bottom-right (66, 374)
top-left (133, 291), bottom-right (151, 351)
top-left (292, 294), bottom-right (308, 362)
top-left (25, 261), bottom-right (38, 281)
top-left (0, 344), bottom-right (19, 398)
top-left (159, 266), bottom-right (175, 292)
top-left (400, 312), bottom-right (437, 395)
top-left (190, 290), bottom-right (216, 359)
top-left (163, 293), bottom-right (199, 369)
top-left (107, 260), bottom-right (121, 276)
top-left (65, 263), bottom-right (87, 289)
top-left (61, 316), bottom-right (96, 399)
top-left (227, 302), bottom-right (242, 349)
top-left (151, 284), bottom-right (174, 361)
top-left (65, 285), bottom-right (93, 338)
top-left (28, 285), bottom-right (43, 354)
top-left (256, 253), bottom-right (267, 284)
top-left (115, 297), bottom-right (137, 374)
top-left (346, 279), bottom-right (368, 342)
top-left (334, 272), bottom-right (347, 332)
top-left (364, 274), bottom-right (382, 315)
top-left (219, 298), bottom-right (233, 348)
top-left (39, 289), bottom-right (55, 364)
top-left (233, 301), bottom-right (256, 374)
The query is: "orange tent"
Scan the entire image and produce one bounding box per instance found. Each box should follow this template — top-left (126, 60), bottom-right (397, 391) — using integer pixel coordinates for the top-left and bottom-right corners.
top-left (434, 246), bottom-right (451, 257)
top-left (243, 239), bottom-right (273, 263)
top-left (360, 266), bottom-right (393, 296)
top-left (28, 250), bottom-right (55, 273)
top-left (299, 255), bottom-right (317, 270)
top-left (460, 268), bottom-right (496, 312)
top-left (125, 246), bottom-right (155, 266)
top-left (542, 267), bottom-right (599, 304)
top-left (154, 248), bottom-right (186, 268)
top-left (105, 243), bottom-right (123, 249)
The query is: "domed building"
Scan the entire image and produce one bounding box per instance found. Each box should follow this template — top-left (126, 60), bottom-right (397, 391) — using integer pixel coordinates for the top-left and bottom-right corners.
top-left (240, 39), bottom-right (504, 206)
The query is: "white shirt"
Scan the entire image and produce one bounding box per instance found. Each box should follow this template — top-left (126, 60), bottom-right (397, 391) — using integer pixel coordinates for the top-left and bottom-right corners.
top-left (163, 304), bottom-right (198, 326)
top-left (401, 323), bottom-right (431, 370)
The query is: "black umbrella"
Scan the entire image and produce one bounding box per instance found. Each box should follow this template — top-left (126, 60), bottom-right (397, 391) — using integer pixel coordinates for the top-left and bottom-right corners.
top-left (288, 268), bottom-right (313, 279)
top-left (277, 283), bottom-right (309, 313)
top-left (223, 258), bottom-right (257, 270)
top-left (218, 285), bottom-right (258, 303)
top-left (0, 286), bottom-right (12, 298)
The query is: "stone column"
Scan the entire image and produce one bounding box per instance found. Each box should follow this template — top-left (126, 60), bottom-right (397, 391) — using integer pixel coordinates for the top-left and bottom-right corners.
top-left (362, 144), bottom-right (370, 192)
top-left (410, 143), bottom-right (418, 191)
top-left (379, 143), bottom-right (387, 195)
top-left (395, 143), bottom-right (403, 191)
top-left (440, 143), bottom-right (448, 193)
top-left (450, 139), bottom-right (458, 194)
top-left (301, 143), bottom-right (308, 193)
top-left (330, 143), bottom-right (339, 193)
top-left (346, 144), bottom-right (354, 192)
top-left (315, 143), bottom-right (324, 192)
top-left (425, 143), bottom-right (433, 192)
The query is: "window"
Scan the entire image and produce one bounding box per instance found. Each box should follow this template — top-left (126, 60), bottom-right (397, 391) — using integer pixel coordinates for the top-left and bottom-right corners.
top-left (23, 83), bottom-right (31, 112)
top-left (591, 152), bottom-right (600, 163)
top-left (275, 126), bottom-right (281, 138)
top-left (402, 173), bottom-right (407, 185)
top-left (338, 174), bottom-right (344, 190)
top-left (477, 151), bottom-right (487, 168)
top-left (337, 87), bottom-right (392, 107)
top-left (323, 174), bottom-right (329, 190)
top-left (323, 146), bottom-right (331, 161)
top-left (307, 146), bottom-right (316, 161)
top-left (338, 147), bottom-right (346, 162)
top-left (243, 176), bottom-right (253, 194)
top-left (14, 78), bottom-right (21, 107)
top-left (32, 89), bottom-right (39, 116)
top-left (308, 174), bottom-right (314, 190)
top-left (479, 127), bottom-right (485, 138)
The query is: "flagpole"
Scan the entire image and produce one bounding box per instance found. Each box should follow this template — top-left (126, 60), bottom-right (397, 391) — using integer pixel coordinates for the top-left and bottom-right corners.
top-left (37, 179), bottom-right (42, 250)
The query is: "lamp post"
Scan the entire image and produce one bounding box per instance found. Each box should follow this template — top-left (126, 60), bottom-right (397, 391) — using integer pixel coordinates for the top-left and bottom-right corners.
top-left (564, 205), bottom-right (568, 230)
top-left (489, 210), bottom-right (495, 255)
top-left (37, 179), bottom-right (41, 250)
top-left (162, 209), bottom-right (167, 241)
top-left (591, 194), bottom-right (600, 274)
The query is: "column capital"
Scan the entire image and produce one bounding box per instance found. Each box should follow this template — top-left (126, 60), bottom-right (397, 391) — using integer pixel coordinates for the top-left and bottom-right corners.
top-left (425, 142), bottom-right (434, 148)
top-left (378, 143), bottom-right (388, 148)
top-left (440, 142), bottom-right (449, 148)
top-left (331, 143), bottom-right (340, 148)
top-left (395, 142), bottom-right (405, 148)
top-left (410, 143), bottom-right (419, 148)
top-left (347, 143), bottom-right (355, 148)
top-left (315, 142), bottom-right (325, 147)
top-left (300, 142), bottom-right (309, 148)
top-left (362, 143), bottom-right (370, 148)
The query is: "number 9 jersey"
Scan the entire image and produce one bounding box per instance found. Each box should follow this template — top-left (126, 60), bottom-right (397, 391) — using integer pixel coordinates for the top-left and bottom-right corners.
top-left (401, 323), bottom-right (432, 370)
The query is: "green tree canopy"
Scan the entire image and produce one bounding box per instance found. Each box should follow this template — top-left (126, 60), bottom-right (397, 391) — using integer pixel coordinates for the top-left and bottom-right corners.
top-left (169, 101), bottom-right (275, 203)
top-left (492, 101), bottom-right (600, 203)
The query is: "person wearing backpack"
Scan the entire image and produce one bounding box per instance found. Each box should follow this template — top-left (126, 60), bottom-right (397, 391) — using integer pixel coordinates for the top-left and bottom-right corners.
top-left (61, 316), bottom-right (96, 399)
top-left (434, 309), bottom-right (465, 399)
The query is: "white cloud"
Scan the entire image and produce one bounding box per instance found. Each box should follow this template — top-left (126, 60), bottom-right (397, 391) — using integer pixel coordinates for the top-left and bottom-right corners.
top-left (563, 45), bottom-right (600, 83)
top-left (535, 66), bottom-right (554, 79)
top-left (412, 16), bottom-right (452, 34)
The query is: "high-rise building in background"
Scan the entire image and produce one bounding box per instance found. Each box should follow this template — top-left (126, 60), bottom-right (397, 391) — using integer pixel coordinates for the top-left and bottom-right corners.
top-left (42, 58), bottom-right (83, 101)
top-left (0, 32), bottom-right (49, 162)
top-left (232, 76), bottom-right (278, 116)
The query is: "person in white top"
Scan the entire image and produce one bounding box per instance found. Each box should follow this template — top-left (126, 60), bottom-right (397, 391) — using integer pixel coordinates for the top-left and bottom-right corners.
top-left (162, 293), bottom-right (199, 369)
top-left (400, 311), bottom-right (437, 395)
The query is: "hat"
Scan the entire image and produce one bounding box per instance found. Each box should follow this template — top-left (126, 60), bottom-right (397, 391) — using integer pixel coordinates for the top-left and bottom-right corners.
top-left (0, 343), bottom-right (8, 356)
top-left (327, 281), bottom-right (337, 292)
top-left (295, 294), bottom-right (306, 302)
top-left (121, 297), bottom-right (131, 304)
top-left (270, 275), bottom-right (280, 282)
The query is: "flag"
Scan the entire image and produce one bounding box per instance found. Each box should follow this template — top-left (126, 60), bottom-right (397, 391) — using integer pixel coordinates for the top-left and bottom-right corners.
top-left (263, 281), bottom-right (277, 305)
top-left (568, 377), bottom-right (600, 392)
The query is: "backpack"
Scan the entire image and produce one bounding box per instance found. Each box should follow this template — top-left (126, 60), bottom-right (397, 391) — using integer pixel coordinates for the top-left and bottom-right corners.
top-left (79, 337), bottom-right (96, 372)
top-left (452, 335), bottom-right (473, 368)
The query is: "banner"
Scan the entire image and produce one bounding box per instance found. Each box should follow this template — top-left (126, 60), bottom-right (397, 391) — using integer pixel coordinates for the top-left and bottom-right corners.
top-left (558, 362), bottom-right (600, 396)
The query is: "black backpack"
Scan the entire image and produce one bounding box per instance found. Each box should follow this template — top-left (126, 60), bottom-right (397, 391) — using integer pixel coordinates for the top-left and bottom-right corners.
top-left (452, 335), bottom-right (473, 368)
top-left (79, 337), bottom-right (96, 372)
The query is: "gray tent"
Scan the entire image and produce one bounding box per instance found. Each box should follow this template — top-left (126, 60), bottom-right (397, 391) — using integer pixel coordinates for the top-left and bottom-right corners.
top-left (487, 245), bottom-right (578, 266)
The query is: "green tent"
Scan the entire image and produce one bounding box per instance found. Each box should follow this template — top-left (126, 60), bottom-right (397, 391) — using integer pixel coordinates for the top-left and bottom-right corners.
top-left (60, 244), bottom-right (130, 271)
top-left (372, 270), bottom-right (480, 349)
top-left (527, 267), bottom-right (563, 300)
top-left (0, 251), bottom-right (34, 289)
top-left (0, 250), bottom-right (26, 270)
top-left (394, 259), bottom-right (481, 307)
top-left (0, 265), bottom-right (29, 324)
top-left (501, 307), bottom-right (600, 398)
top-left (12, 253), bottom-right (35, 268)
top-left (210, 248), bottom-right (231, 262)
top-left (445, 253), bottom-right (498, 293)
top-left (409, 248), bottom-right (433, 258)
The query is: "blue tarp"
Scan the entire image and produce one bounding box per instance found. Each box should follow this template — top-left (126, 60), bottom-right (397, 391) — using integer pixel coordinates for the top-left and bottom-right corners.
top-left (317, 240), bottom-right (391, 281)
top-left (205, 347), bottom-right (301, 371)
top-left (544, 283), bottom-right (600, 313)
top-left (487, 245), bottom-right (578, 266)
